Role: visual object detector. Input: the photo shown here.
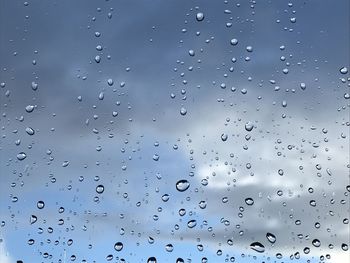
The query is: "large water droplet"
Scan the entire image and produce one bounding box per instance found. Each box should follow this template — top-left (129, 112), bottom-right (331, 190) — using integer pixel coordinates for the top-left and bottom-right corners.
top-left (340, 67), bottom-right (348, 74)
top-left (187, 219), bottom-right (197, 228)
top-left (245, 197), bottom-right (254, 205)
top-left (37, 201), bottom-right (45, 209)
top-left (250, 242), bottom-right (265, 253)
top-left (312, 239), bottom-right (321, 247)
top-left (114, 242), bottom-right (123, 251)
top-left (17, 152), bottom-right (27, 161)
top-left (196, 12), bottom-right (204, 21)
top-left (176, 180), bottom-right (190, 192)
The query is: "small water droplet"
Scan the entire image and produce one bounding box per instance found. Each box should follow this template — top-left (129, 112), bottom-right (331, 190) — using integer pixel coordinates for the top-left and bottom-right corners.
top-left (180, 107), bottom-right (187, 116)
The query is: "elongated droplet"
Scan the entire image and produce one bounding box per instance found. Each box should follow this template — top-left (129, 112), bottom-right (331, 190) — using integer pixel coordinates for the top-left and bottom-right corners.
top-left (250, 242), bottom-right (265, 253)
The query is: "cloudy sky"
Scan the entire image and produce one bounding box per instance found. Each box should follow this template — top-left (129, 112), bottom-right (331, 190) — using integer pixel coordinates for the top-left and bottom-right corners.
top-left (0, 0), bottom-right (349, 262)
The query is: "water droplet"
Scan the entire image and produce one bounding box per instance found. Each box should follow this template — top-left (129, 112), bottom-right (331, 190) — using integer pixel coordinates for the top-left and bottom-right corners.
top-left (340, 67), bottom-right (348, 74)
top-left (300, 83), bottom-right (306, 90)
top-left (25, 105), bottom-right (34, 113)
top-left (230, 38), bottom-right (238, 46)
top-left (114, 242), bottom-right (123, 251)
top-left (250, 242), bottom-right (265, 253)
top-left (341, 243), bottom-right (348, 251)
top-left (17, 152), bottom-right (27, 161)
top-left (62, 161), bottom-right (69, 167)
top-left (165, 243), bottom-right (174, 252)
top-left (221, 133), bottom-right (228, 141)
top-left (312, 239), bottom-right (321, 247)
top-left (152, 154), bottom-right (159, 161)
top-left (37, 201), bottom-right (45, 209)
top-left (245, 122), bottom-right (254, 132)
top-left (176, 258), bottom-right (185, 263)
top-left (31, 81), bottom-right (38, 90)
top-left (176, 180), bottom-right (190, 192)
top-left (266, 232), bottom-right (276, 243)
top-left (196, 12), bottom-right (204, 21)
top-left (245, 197), bottom-right (254, 205)
top-left (95, 55), bottom-right (101, 63)
top-left (25, 127), bottom-right (35, 135)
top-left (147, 257), bottom-right (157, 263)
top-left (187, 219), bottom-right (197, 228)
top-left (107, 79), bottom-right (114, 86)
top-left (96, 185), bottom-right (104, 194)
top-left (30, 215), bottom-right (37, 224)
top-left (161, 194), bottom-right (170, 202)
top-left (180, 107), bottom-right (187, 116)
top-left (188, 49), bottom-right (195, 56)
